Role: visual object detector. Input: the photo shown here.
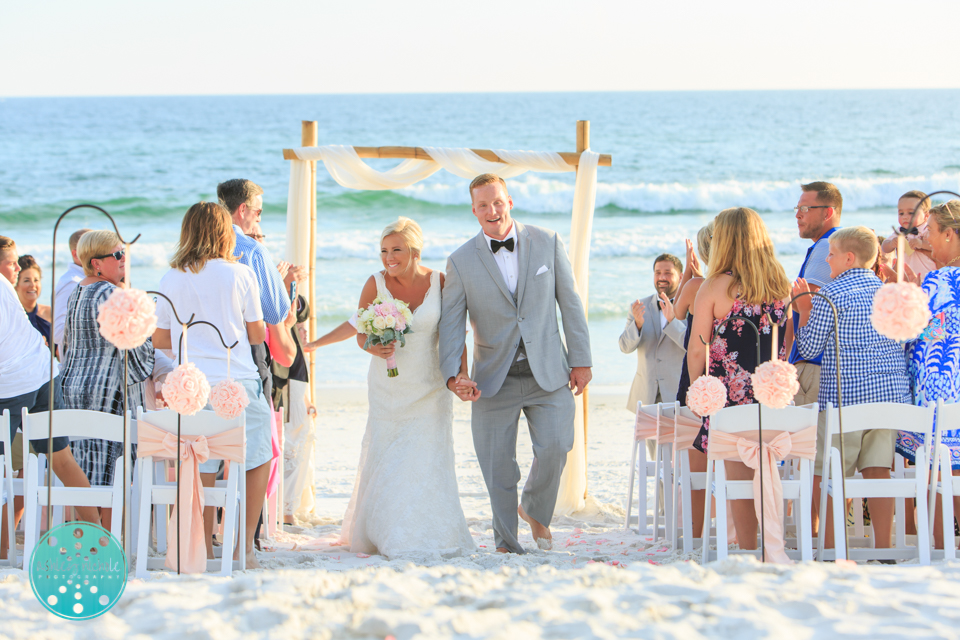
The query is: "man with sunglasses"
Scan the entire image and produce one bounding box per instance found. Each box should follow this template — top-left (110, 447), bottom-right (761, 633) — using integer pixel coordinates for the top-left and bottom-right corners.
top-left (783, 181), bottom-right (843, 408)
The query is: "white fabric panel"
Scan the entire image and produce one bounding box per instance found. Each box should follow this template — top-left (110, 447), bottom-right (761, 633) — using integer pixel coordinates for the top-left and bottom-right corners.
top-left (555, 150), bottom-right (600, 515)
top-left (292, 145), bottom-right (440, 190)
top-left (285, 159), bottom-right (312, 265)
top-left (492, 149), bottom-right (573, 173)
top-left (422, 147), bottom-right (527, 180)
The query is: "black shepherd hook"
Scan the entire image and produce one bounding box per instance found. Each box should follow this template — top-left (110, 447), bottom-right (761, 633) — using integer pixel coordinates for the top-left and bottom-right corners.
top-left (146, 292), bottom-right (238, 575)
top-left (47, 204), bottom-right (142, 558)
top-left (700, 313), bottom-right (768, 562)
top-left (788, 288), bottom-right (848, 562)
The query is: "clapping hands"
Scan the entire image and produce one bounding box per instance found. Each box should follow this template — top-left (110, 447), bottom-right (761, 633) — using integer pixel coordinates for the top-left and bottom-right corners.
top-left (684, 238), bottom-right (702, 277)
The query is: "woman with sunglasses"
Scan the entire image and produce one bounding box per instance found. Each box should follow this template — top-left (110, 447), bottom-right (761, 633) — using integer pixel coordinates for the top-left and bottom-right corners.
top-left (59, 230), bottom-right (155, 528)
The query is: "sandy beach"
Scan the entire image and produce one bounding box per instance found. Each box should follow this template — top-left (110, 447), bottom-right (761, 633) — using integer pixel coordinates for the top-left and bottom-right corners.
top-left (2, 386), bottom-right (960, 639)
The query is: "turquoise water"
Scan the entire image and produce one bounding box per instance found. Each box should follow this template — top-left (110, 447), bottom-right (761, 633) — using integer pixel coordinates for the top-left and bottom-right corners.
top-left (2, 91), bottom-right (958, 384)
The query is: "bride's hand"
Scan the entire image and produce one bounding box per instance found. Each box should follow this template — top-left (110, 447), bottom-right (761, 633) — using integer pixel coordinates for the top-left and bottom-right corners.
top-left (368, 342), bottom-right (396, 360)
top-left (447, 373), bottom-right (481, 402)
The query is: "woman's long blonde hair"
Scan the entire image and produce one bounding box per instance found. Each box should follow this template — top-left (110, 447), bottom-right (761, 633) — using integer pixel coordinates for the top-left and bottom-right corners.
top-left (170, 202), bottom-right (238, 273)
top-left (707, 207), bottom-right (790, 305)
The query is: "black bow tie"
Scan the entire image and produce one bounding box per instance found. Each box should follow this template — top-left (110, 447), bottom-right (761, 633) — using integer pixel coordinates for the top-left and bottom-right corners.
top-left (900, 226), bottom-right (919, 236)
top-left (491, 237), bottom-right (515, 253)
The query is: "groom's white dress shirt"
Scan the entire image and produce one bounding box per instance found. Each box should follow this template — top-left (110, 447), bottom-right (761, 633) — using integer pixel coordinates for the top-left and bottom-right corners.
top-left (483, 225), bottom-right (519, 295)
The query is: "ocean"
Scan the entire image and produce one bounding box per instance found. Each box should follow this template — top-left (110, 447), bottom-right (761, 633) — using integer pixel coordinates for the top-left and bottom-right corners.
top-left (1, 91), bottom-right (958, 385)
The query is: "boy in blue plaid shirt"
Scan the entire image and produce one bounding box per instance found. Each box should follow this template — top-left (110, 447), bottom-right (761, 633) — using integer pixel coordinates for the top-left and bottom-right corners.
top-left (794, 226), bottom-right (911, 549)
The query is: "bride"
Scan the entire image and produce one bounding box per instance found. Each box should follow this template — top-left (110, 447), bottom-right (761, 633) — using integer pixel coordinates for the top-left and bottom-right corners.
top-left (341, 217), bottom-right (476, 558)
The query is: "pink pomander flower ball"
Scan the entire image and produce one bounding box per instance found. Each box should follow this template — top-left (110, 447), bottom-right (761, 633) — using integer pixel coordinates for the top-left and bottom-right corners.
top-left (871, 282), bottom-right (931, 342)
top-left (210, 379), bottom-right (250, 420)
top-left (97, 287), bottom-right (158, 350)
top-left (161, 363), bottom-right (211, 416)
top-left (752, 360), bottom-right (800, 409)
top-left (687, 375), bottom-right (727, 417)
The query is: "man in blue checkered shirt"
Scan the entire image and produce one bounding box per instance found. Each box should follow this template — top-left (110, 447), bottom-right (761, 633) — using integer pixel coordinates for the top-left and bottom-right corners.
top-left (794, 226), bottom-right (911, 550)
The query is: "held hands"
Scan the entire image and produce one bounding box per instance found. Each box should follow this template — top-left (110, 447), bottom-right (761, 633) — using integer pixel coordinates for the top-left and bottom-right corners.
top-left (630, 300), bottom-right (646, 330)
top-left (791, 278), bottom-right (812, 313)
top-left (569, 366), bottom-right (592, 396)
top-left (658, 292), bottom-right (675, 324)
top-left (447, 373), bottom-right (481, 402)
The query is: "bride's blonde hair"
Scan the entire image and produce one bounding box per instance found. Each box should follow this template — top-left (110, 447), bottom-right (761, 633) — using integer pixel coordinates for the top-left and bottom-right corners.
top-left (380, 217), bottom-right (424, 259)
top-left (708, 207), bottom-right (790, 305)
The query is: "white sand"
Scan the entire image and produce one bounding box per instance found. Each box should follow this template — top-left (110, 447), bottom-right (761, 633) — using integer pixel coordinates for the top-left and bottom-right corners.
top-left (3, 385), bottom-right (960, 639)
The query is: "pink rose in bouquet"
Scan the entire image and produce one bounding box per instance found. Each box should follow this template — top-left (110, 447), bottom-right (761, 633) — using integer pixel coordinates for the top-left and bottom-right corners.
top-left (97, 287), bottom-right (157, 350)
top-left (687, 375), bottom-right (727, 417)
top-left (161, 362), bottom-right (211, 416)
top-left (210, 379), bottom-right (250, 420)
top-left (871, 282), bottom-right (931, 342)
top-left (357, 295), bottom-right (414, 377)
top-left (752, 360), bottom-right (800, 409)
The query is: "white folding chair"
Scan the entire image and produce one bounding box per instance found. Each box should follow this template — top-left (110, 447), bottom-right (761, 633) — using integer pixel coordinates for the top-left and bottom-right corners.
top-left (663, 403), bottom-right (707, 553)
top-left (1, 409), bottom-right (24, 567)
top-left (134, 408), bottom-right (245, 577)
top-left (817, 402), bottom-right (934, 564)
top-left (21, 409), bottom-right (129, 573)
top-left (701, 403), bottom-right (818, 563)
top-left (624, 402), bottom-right (673, 540)
top-left (928, 400), bottom-right (960, 559)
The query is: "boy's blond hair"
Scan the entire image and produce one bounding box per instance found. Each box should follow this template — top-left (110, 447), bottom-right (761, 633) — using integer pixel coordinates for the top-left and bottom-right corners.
top-left (829, 226), bottom-right (879, 269)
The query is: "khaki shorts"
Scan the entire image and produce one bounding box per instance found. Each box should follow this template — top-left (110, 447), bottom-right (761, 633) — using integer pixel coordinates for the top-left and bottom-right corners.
top-left (813, 410), bottom-right (895, 476)
top-left (793, 361), bottom-right (821, 408)
top-left (9, 433), bottom-right (38, 473)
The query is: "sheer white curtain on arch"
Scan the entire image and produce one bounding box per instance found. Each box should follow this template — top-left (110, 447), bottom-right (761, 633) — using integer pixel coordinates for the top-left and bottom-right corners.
top-left (285, 144), bottom-right (600, 515)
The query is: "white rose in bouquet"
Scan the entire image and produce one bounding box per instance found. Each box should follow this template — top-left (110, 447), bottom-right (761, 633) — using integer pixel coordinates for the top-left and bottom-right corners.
top-left (373, 316), bottom-right (388, 331)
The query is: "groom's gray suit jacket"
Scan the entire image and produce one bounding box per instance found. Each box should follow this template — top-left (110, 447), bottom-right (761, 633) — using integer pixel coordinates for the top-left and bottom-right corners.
top-left (439, 221), bottom-right (592, 396)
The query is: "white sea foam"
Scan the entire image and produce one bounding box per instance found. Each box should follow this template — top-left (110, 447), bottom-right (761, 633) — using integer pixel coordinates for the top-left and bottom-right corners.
top-left (393, 172), bottom-right (960, 214)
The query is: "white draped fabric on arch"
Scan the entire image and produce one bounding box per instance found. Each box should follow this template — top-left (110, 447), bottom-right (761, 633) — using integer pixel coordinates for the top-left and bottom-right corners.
top-left (285, 144), bottom-right (601, 514)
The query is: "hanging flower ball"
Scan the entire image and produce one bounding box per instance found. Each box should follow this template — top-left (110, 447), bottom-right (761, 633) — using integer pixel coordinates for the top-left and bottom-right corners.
top-left (210, 379), bottom-right (250, 419)
top-left (686, 375), bottom-right (727, 417)
top-left (752, 360), bottom-right (800, 409)
top-left (870, 282), bottom-right (931, 342)
top-left (161, 363), bottom-right (211, 416)
top-left (97, 288), bottom-right (157, 350)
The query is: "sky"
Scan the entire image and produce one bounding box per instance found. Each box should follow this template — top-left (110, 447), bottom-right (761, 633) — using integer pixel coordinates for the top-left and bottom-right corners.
top-left (3, 0), bottom-right (960, 97)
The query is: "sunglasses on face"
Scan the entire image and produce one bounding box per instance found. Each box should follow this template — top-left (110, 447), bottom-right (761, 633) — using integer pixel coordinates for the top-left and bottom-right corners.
top-left (93, 250), bottom-right (125, 261)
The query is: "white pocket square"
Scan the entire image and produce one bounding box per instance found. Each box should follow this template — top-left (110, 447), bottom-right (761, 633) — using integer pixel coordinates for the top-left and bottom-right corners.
top-left (536, 265), bottom-right (549, 276)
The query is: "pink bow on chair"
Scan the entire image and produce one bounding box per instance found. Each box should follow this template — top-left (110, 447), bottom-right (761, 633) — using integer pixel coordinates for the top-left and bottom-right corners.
top-left (138, 421), bottom-right (244, 573)
top-left (674, 413), bottom-right (703, 451)
top-left (707, 426), bottom-right (817, 564)
top-left (634, 411), bottom-right (674, 444)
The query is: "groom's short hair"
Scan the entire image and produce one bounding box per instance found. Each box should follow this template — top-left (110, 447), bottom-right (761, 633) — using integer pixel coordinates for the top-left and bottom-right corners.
top-left (469, 173), bottom-right (509, 201)
top-left (653, 253), bottom-right (682, 273)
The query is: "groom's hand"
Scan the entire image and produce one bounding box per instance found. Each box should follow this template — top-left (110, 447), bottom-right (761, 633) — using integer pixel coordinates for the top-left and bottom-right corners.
top-left (569, 367), bottom-right (592, 396)
top-left (447, 374), bottom-right (481, 402)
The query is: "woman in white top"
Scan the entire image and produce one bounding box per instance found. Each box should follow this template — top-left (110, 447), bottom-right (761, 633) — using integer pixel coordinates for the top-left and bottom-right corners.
top-left (152, 201), bottom-right (270, 568)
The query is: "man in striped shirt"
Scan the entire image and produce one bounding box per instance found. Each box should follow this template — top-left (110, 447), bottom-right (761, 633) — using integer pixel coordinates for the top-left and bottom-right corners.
top-left (794, 226), bottom-right (911, 550)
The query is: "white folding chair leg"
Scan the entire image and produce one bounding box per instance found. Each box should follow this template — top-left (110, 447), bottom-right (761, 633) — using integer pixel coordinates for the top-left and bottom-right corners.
top-left (221, 464), bottom-right (240, 576)
top-left (155, 461), bottom-right (168, 553)
top-left (624, 440), bottom-right (638, 530)
top-left (135, 457), bottom-right (155, 579)
top-left (816, 447), bottom-right (831, 560)
top-left (4, 463), bottom-right (16, 568)
top-left (715, 462), bottom-right (730, 561)
top-left (830, 449), bottom-right (847, 562)
top-left (110, 459), bottom-right (124, 545)
top-left (799, 461), bottom-right (814, 562)
top-left (941, 446), bottom-right (957, 562)
top-left (653, 445), bottom-right (662, 542)
top-left (701, 461), bottom-right (714, 563)
top-left (681, 453), bottom-right (695, 554)
top-left (915, 449), bottom-right (931, 566)
top-left (23, 455), bottom-right (39, 574)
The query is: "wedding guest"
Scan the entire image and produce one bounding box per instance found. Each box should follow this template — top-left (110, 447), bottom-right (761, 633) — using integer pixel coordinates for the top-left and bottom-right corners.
top-left (619, 253), bottom-right (686, 413)
top-left (1, 266), bottom-right (101, 559)
top-left (15, 255), bottom-right (52, 346)
top-left (0, 235), bottom-right (21, 284)
top-left (53, 228), bottom-right (91, 356)
top-left (881, 190), bottom-right (936, 280)
top-left (673, 221), bottom-right (715, 406)
top-left (60, 230), bottom-right (155, 529)
top-left (894, 200), bottom-right (960, 550)
top-left (688, 207), bottom-right (790, 549)
top-left (875, 235), bottom-right (894, 282)
top-left (794, 226), bottom-right (910, 549)
top-left (153, 201), bottom-right (270, 568)
top-left (784, 182), bottom-right (843, 407)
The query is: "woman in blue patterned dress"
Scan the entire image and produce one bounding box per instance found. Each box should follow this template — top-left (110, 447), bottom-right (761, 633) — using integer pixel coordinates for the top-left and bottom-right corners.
top-left (895, 200), bottom-right (960, 550)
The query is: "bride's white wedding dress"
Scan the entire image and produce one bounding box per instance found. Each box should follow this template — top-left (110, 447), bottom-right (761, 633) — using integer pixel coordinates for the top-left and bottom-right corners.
top-left (341, 269), bottom-right (476, 559)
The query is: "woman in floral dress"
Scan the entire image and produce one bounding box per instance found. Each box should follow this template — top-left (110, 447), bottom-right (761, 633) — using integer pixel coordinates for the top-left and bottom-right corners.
top-left (688, 207), bottom-right (791, 549)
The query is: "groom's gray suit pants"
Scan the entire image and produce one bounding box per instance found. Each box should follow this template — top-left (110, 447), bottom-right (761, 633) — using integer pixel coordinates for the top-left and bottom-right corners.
top-left (472, 358), bottom-right (575, 554)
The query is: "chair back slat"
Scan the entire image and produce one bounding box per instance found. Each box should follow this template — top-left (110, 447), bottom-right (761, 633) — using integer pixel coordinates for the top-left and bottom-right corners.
top-left (21, 409), bottom-right (130, 442)
top-left (823, 402), bottom-right (935, 439)
top-left (136, 408), bottom-right (244, 439)
top-left (710, 404), bottom-right (818, 436)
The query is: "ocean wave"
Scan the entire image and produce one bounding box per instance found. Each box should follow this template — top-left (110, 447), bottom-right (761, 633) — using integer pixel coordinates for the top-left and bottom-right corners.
top-left (332, 172), bottom-right (960, 215)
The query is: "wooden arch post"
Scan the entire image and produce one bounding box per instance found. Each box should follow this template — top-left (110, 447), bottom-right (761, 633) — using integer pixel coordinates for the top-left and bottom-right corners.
top-left (303, 121), bottom-right (318, 404)
top-left (576, 120), bottom-right (590, 499)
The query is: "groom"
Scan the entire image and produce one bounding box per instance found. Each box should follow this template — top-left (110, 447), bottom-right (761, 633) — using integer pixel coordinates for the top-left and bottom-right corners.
top-left (439, 173), bottom-right (592, 554)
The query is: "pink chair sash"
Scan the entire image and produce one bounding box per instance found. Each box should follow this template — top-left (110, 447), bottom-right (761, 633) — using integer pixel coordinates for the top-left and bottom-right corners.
top-left (138, 420), bottom-right (245, 573)
top-left (634, 411), bottom-right (674, 444)
top-left (706, 425), bottom-right (817, 564)
top-left (674, 413), bottom-right (703, 451)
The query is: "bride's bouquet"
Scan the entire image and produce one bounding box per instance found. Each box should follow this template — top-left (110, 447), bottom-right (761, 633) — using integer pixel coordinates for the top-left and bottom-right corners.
top-left (357, 296), bottom-right (414, 377)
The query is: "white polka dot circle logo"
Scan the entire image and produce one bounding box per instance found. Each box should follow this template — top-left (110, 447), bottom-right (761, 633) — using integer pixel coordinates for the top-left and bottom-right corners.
top-left (29, 522), bottom-right (127, 620)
